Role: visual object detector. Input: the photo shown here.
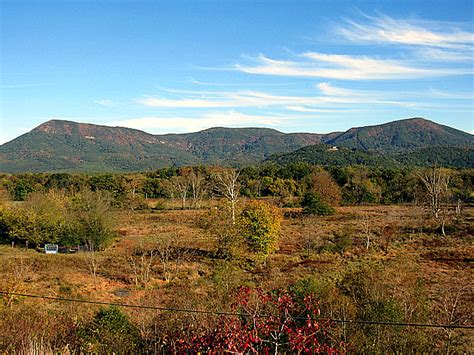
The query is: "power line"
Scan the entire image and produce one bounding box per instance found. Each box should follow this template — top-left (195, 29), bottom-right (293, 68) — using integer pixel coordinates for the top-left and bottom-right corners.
top-left (1, 291), bottom-right (472, 330)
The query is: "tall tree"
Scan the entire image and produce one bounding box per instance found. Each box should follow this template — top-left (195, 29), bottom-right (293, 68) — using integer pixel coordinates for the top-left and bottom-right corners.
top-left (214, 169), bottom-right (240, 223)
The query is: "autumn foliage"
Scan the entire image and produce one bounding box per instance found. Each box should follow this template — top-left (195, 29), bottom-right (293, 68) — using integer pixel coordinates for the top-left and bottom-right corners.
top-left (308, 170), bottom-right (342, 206)
top-left (172, 287), bottom-right (346, 353)
top-left (238, 201), bottom-right (282, 258)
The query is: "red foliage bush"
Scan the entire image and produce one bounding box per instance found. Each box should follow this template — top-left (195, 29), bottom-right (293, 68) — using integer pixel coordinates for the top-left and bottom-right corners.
top-left (172, 287), bottom-right (347, 353)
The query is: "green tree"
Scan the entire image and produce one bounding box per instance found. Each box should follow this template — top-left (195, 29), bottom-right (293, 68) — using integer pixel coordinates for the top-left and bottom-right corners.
top-left (301, 192), bottom-right (335, 215)
top-left (12, 180), bottom-right (34, 201)
top-left (70, 190), bottom-right (116, 250)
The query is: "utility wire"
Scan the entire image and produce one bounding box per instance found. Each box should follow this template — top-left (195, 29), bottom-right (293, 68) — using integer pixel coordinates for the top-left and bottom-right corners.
top-left (1, 291), bottom-right (472, 330)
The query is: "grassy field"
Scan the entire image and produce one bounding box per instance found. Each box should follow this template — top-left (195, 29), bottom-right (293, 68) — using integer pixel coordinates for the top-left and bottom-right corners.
top-left (0, 201), bottom-right (472, 352)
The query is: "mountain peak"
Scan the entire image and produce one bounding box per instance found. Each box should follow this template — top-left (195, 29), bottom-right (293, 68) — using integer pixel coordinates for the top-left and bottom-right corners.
top-left (327, 117), bottom-right (473, 153)
top-left (34, 119), bottom-right (73, 134)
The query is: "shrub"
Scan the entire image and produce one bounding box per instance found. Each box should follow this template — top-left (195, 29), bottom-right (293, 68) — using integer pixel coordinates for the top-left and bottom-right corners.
top-left (0, 192), bottom-right (73, 246)
top-left (238, 201), bottom-right (282, 258)
top-left (200, 204), bottom-right (240, 259)
top-left (12, 180), bottom-right (34, 201)
top-left (172, 287), bottom-right (346, 353)
top-left (78, 307), bottom-right (141, 353)
top-left (301, 192), bottom-right (335, 215)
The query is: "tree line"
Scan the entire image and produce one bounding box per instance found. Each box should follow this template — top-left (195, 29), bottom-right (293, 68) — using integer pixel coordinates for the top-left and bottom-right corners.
top-left (1, 163), bottom-right (472, 206)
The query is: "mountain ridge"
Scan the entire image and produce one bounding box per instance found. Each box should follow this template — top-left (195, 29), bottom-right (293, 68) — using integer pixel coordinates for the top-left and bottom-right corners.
top-left (1, 117), bottom-right (472, 173)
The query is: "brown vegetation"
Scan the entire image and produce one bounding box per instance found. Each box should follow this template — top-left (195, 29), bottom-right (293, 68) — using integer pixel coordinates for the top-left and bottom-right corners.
top-left (0, 196), bottom-right (472, 352)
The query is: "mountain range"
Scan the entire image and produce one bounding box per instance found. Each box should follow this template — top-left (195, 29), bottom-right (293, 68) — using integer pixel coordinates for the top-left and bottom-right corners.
top-left (0, 117), bottom-right (472, 173)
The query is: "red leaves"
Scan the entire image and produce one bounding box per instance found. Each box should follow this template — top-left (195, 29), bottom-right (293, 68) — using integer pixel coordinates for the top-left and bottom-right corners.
top-left (172, 287), bottom-right (346, 353)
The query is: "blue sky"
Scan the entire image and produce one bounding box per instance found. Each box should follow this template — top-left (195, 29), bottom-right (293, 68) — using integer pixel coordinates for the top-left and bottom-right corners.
top-left (1, 0), bottom-right (473, 144)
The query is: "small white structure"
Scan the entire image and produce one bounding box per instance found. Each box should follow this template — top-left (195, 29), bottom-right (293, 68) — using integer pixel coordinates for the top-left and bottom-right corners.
top-left (44, 244), bottom-right (59, 254)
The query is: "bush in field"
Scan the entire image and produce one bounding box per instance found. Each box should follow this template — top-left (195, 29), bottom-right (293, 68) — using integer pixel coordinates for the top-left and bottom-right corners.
top-left (172, 287), bottom-right (345, 353)
top-left (301, 191), bottom-right (335, 216)
top-left (200, 204), bottom-right (241, 259)
top-left (337, 262), bottom-right (430, 353)
top-left (238, 201), bottom-right (282, 258)
top-left (11, 180), bottom-right (34, 201)
top-left (78, 307), bottom-right (141, 353)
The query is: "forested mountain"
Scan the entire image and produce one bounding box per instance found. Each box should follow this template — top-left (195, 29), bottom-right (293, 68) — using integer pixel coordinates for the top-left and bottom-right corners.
top-left (326, 117), bottom-right (473, 153)
top-left (266, 145), bottom-right (474, 168)
top-left (0, 120), bottom-right (327, 172)
top-left (0, 117), bottom-right (472, 172)
top-left (266, 144), bottom-right (399, 167)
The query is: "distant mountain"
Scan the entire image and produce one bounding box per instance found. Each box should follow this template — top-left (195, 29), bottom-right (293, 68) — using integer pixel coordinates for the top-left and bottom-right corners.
top-left (266, 118), bottom-right (473, 168)
top-left (0, 117), bottom-right (472, 173)
top-left (266, 145), bottom-right (474, 168)
top-left (326, 117), bottom-right (473, 153)
top-left (0, 120), bottom-right (326, 173)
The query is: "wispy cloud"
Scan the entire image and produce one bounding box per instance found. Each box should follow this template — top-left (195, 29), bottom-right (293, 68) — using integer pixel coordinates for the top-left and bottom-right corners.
top-left (234, 14), bottom-right (473, 81)
top-left (338, 14), bottom-right (474, 49)
top-left (235, 53), bottom-right (471, 80)
top-left (137, 80), bottom-right (472, 113)
top-left (138, 90), bottom-right (325, 108)
top-left (94, 99), bottom-right (115, 107)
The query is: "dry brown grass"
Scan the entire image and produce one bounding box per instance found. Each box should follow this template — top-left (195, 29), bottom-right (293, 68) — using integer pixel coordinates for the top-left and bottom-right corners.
top-left (0, 203), bottom-right (472, 351)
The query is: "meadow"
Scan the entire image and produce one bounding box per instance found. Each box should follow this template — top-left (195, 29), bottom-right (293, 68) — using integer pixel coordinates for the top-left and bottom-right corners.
top-left (0, 194), bottom-right (472, 353)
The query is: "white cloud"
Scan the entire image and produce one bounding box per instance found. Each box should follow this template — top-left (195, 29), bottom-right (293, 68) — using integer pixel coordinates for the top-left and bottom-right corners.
top-left (338, 14), bottom-right (474, 49)
top-left (235, 53), bottom-right (470, 80)
top-left (137, 80), bottom-right (473, 115)
top-left (234, 14), bottom-right (473, 81)
top-left (416, 48), bottom-right (474, 62)
top-left (94, 99), bottom-right (114, 107)
top-left (138, 90), bottom-right (321, 108)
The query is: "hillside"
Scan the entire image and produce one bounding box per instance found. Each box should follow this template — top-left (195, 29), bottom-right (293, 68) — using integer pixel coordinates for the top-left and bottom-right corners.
top-left (394, 146), bottom-right (474, 168)
top-left (266, 144), bottom-right (399, 167)
top-left (0, 117), bottom-right (472, 172)
top-left (326, 117), bottom-right (474, 153)
top-left (0, 121), bottom-right (325, 173)
top-left (267, 144), bottom-right (474, 168)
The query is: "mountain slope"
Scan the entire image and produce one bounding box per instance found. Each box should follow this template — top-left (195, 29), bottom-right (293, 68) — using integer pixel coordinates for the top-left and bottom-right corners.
top-left (266, 144), bottom-right (399, 167)
top-left (174, 127), bottom-right (335, 165)
top-left (0, 121), bottom-right (198, 173)
top-left (0, 117), bottom-right (472, 173)
top-left (0, 121), bottom-right (325, 172)
top-left (266, 117), bottom-right (474, 168)
top-left (326, 117), bottom-right (474, 153)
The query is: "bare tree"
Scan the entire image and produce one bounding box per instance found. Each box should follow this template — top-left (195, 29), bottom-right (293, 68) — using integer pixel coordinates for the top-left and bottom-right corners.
top-left (189, 170), bottom-right (207, 209)
top-left (125, 239), bottom-right (156, 288)
top-left (170, 175), bottom-right (190, 210)
top-left (214, 168), bottom-right (240, 223)
top-left (418, 167), bottom-right (452, 236)
top-left (156, 234), bottom-right (188, 282)
top-left (83, 242), bottom-right (101, 288)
